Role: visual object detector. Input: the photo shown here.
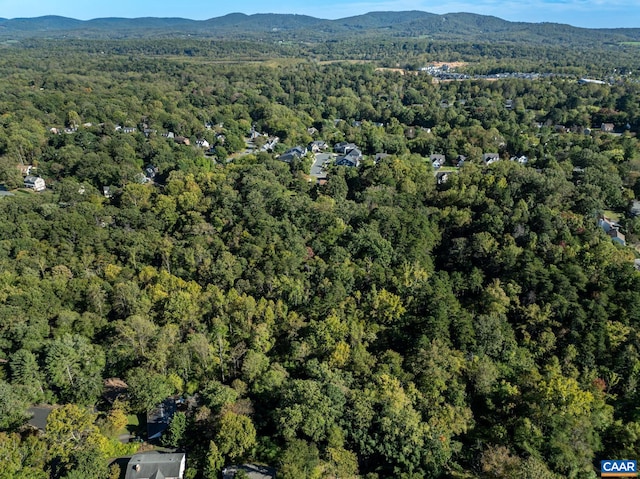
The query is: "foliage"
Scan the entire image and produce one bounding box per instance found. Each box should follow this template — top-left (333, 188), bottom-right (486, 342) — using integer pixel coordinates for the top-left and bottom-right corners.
top-left (0, 38), bottom-right (640, 479)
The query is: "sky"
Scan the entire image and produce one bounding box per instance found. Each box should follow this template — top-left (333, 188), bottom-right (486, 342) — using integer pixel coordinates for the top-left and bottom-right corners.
top-left (0, 0), bottom-right (638, 29)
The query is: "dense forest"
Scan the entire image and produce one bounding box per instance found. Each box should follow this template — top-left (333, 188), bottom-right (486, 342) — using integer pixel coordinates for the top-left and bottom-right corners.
top-left (1, 34), bottom-right (640, 479)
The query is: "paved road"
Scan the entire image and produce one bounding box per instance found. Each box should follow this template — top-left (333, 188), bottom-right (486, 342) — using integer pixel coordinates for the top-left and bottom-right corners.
top-left (311, 153), bottom-right (333, 178)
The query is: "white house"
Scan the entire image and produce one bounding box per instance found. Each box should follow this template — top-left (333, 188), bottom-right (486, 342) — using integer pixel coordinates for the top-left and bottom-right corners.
top-left (196, 139), bottom-right (210, 149)
top-left (24, 176), bottom-right (46, 192)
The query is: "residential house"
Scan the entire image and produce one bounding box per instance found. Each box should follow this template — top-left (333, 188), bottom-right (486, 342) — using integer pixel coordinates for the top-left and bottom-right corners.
top-left (454, 155), bottom-right (467, 167)
top-left (195, 139), bottom-right (210, 149)
top-left (174, 136), bottom-right (190, 146)
top-left (430, 154), bottom-right (446, 169)
top-left (125, 453), bottom-right (186, 479)
top-left (279, 146), bottom-right (307, 163)
top-left (307, 127), bottom-right (319, 136)
top-left (17, 164), bottom-right (34, 176)
top-left (336, 148), bottom-right (362, 168)
top-left (24, 175), bottom-right (46, 192)
top-left (144, 165), bottom-right (158, 180)
top-left (147, 397), bottom-right (177, 440)
top-left (261, 136), bottom-right (279, 152)
top-left (630, 200), bottom-right (640, 217)
top-left (510, 155), bottom-right (529, 164)
top-left (609, 229), bottom-right (626, 245)
top-left (334, 142), bottom-right (359, 155)
top-left (122, 126), bottom-right (137, 134)
top-left (436, 172), bottom-right (450, 185)
top-left (599, 216), bottom-right (620, 233)
top-left (222, 464), bottom-right (276, 479)
top-left (249, 127), bottom-right (263, 140)
top-left (103, 186), bottom-right (114, 199)
top-left (308, 141), bottom-right (328, 153)
top-left (601, 123), bottom-right (615, 133)
top-left (483, 153), bottom-right (500, 165)
top-left (162, 132), bottom-right (175, 139)
top-left (143, 128), bottom-right (157, 137)
top-left (599, 216), bottom-right (626, 246)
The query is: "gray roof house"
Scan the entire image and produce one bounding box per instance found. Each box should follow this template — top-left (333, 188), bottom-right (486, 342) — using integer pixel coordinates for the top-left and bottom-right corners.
top-left (278, 146), bottom-right (307, 163)
top-left (430, 154), bottom-right (446, 168)
top-left (334, 142), bottom-right (359, 155)
top-left (336, 147), bottom-right (362, 167)
top-left (436, 171), bottom-right (450, 185)
top-left (147, 397), bottom-right (177, 440)
top-left (483, 153), bottom-right (500, 165)
top-left (125, 453), bottom-right (186, 479)
top-left (609, 229), bottom-right (626, 246)
top-left (308, 141), bottom-right (328, 153)
top-left (24, 175), bottom-right (46, 191)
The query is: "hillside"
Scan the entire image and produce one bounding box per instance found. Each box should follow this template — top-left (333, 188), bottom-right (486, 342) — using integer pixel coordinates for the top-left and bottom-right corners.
top-left (0, 11), bottom-right (639, 44)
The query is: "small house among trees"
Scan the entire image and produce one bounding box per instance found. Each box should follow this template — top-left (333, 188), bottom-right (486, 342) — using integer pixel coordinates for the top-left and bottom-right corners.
top-left (24, 175), bottom-right (46, 191)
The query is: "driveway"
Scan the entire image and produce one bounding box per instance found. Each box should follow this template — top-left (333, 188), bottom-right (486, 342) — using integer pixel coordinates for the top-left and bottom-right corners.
top-left (311, 153), bottom-right (333, 178)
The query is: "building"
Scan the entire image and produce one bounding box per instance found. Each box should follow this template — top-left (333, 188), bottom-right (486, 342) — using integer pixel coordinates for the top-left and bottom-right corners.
top-left (125, 453), bottom-right (186, 479)
top-left (278, 146), bottom-right (307, 163)
top-left (222, 464), bottom-right (276, 479)
top-left (599, 216), bottom-right (626, 246)
top-left (483, 153), bottom-right (500, 165)
top-left (430, 154), bottom-right (446, 169)
top-left (147, 397), bottom-right (177, 440)
top-left (24, 175), bottom-right (46, 191)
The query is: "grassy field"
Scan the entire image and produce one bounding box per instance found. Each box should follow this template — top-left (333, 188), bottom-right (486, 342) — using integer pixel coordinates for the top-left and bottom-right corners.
top-left (603, 210), bottom-right (622, 222)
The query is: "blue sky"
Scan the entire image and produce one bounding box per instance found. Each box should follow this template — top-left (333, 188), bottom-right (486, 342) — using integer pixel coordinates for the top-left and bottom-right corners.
top-left (0, 0), bottom-right (638, 29)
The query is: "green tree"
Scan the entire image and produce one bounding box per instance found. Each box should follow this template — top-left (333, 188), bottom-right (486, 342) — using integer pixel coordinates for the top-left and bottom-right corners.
top-left (44, 334), bottom-right (105, 404)
top-left (46, 404), bottom-right (100, 466)
top-left (203, 441), bottom-right (224, 479)
top-left (0, 381), bottom-right (29, 430)
top-left (162, 411), bottom-right (187, 448)
top-left (216, 411), bottom-right (257, 462)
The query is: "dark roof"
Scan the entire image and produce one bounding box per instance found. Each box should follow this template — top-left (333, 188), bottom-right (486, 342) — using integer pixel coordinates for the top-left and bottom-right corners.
top-left (28, 406), bottom-right (54, 431)
top-left (125, 453), bottom-right (185, 479)
top-left (147, 398), bottom-right (177, 440)
top-left (222, 464), bottom-right (276, 479)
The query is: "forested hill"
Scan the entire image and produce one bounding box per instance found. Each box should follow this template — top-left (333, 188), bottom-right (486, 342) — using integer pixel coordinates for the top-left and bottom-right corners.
top-left (0, 11), bottom-right (639, 43)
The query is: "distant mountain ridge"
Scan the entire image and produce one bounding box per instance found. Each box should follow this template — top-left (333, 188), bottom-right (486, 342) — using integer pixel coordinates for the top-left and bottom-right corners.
top-left (0, 11), bottom-right (639, 43)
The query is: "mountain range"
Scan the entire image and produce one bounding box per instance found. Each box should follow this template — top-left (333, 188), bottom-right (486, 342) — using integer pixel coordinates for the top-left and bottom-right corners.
top-left (0, 11), bottom-right (639, 44)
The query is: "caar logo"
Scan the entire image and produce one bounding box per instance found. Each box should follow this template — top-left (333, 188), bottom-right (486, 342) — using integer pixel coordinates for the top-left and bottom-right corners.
top-left (601, 460), bottom-right (637, 477)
